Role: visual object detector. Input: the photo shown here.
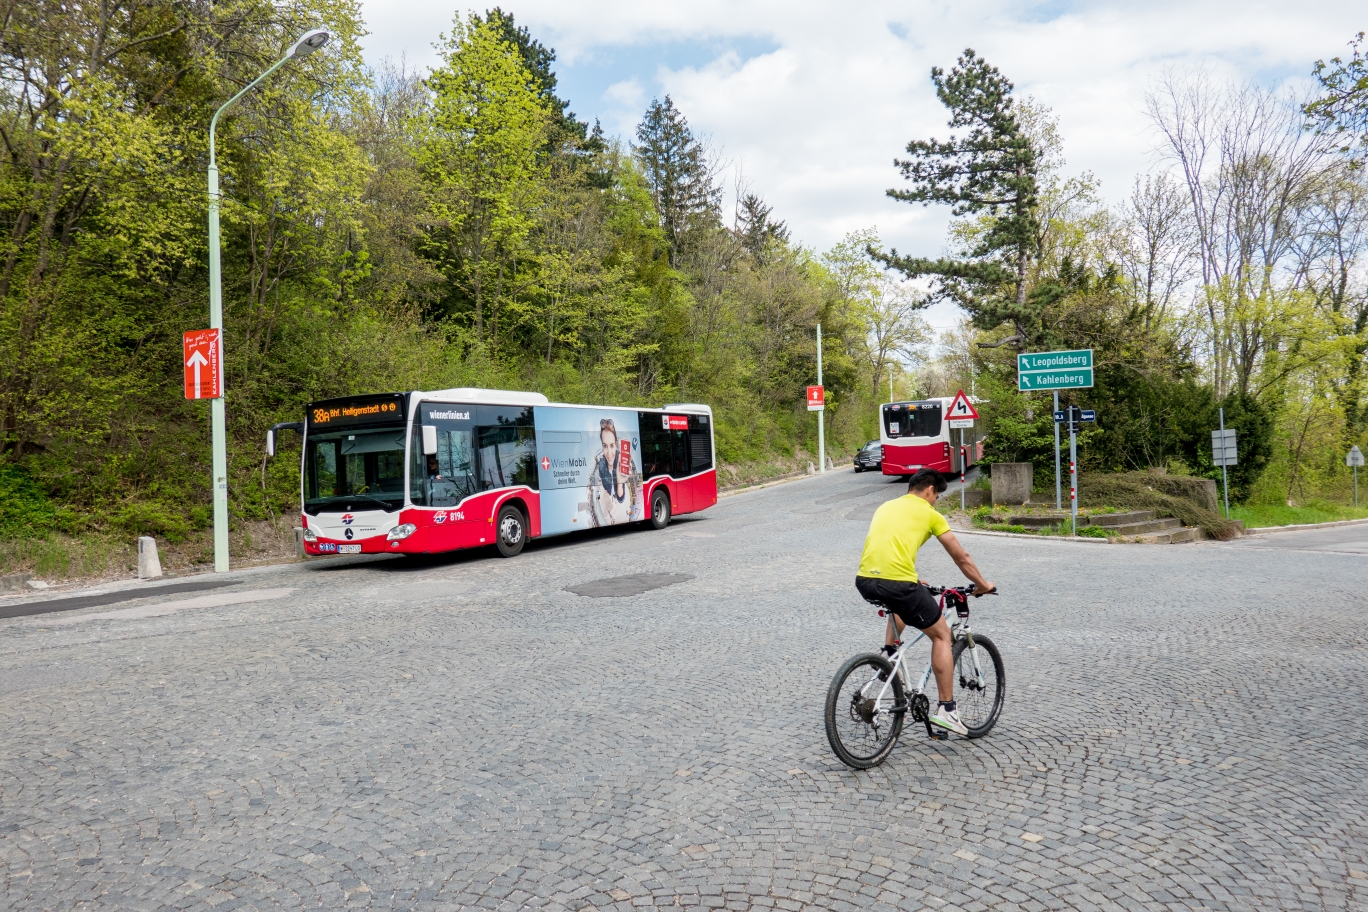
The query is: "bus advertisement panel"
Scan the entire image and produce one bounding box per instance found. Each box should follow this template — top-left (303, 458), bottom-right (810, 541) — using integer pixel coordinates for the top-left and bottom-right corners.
top-left (535, 406), bottom-right (645, 535)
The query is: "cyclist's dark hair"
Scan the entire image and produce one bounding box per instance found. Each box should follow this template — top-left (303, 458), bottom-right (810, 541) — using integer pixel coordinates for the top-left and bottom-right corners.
top-left (907, 468), bottom-right (947, 494)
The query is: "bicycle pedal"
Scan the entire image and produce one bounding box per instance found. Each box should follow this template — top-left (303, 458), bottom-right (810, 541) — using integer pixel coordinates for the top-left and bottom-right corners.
top-left (927, 728), bottom-right (948, 741)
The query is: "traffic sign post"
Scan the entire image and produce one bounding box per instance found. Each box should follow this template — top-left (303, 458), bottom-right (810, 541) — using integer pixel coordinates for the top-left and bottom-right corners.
top-left (1050, 405), bottom-right (1095, 533)
top-left (183, 329), bottom-right (222, 400)
top-left (813, 324), bottom-right (825, 473)
top-left (946, 390), bottom-right (978, 511)
top-left (1017, 349), bottom-right (1094, 392)
top-left (1021, 351), bottom-right (1093, 513)
top-left (1211, 410), bottom-right (1238, 518)
top-left (1348, 445), bottom-right (1364, 506)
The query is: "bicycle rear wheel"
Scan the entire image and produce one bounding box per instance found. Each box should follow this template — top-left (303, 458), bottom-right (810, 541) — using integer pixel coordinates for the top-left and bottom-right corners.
top-left (951, 634), bottom-right (1005, 737)
top-left (825, 654), bottom-right (905, 769)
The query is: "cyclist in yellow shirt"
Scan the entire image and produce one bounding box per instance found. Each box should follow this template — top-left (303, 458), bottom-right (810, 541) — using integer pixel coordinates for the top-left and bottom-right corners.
top-left (856, 468), bottom-right (995, 736)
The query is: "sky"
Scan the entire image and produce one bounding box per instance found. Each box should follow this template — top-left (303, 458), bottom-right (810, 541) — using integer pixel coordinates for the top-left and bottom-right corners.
top-left (357, 1), bottom-right (1361, 331)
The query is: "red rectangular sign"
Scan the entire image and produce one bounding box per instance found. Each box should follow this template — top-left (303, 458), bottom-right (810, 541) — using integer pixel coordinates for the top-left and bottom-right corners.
top-left (618, 439), bottom-right (632, 476)
top-left (806, 385), bottom-right (824, 411)
top-left (664, 415), bottom-right (689, 430)
top-left (183, 328), bottom-right (222, 400)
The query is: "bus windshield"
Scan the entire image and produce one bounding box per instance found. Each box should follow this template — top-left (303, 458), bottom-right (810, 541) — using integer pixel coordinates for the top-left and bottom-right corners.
top-left (304, 424), bottom-right (407, 513)
top-left (883, 402), bottom-right (942, 440)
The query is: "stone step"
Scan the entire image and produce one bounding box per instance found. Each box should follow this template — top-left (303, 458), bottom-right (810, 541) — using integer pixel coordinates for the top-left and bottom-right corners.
top-left (1134, 526), bottom-right (1202, 544)
top-left (1088, 510), bottom-right (1156, 527)
top-left (1107, 518), bottom-right (1183, 535)
top-left (1006, 514), bottom-right (1070, 529)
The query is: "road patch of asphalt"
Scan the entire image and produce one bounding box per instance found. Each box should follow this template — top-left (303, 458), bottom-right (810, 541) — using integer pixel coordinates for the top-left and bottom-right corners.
top-left (564, 573), bottom-right (695, 598)
top-left (0, 579), bottom-right (242, 620)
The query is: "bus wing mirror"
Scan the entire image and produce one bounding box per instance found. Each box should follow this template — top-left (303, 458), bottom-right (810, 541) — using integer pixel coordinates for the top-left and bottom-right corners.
top-left (422, 425), bottom-right (438, 456)
top-left (265, 422), bottom-right (304, 460)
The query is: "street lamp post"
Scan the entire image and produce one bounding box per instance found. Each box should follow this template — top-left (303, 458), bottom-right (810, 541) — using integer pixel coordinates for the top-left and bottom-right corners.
top-left (205, 28), bottom-right (330, 572)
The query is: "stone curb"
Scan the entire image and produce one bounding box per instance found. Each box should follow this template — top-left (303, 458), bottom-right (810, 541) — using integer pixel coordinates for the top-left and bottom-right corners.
top-left (953, 527), bottom-right (1111, 544)
top-left (1242, 516), bottom-right (1368, 535)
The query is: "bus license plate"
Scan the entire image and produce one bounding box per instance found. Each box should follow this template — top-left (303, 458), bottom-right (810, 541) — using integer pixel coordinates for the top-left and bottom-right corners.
top-left (338, 544), bottom-right (362, 554)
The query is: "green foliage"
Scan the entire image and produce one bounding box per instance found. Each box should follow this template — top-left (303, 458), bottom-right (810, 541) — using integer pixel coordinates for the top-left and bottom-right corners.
top-left (0, 465), bottom-right (56, 539)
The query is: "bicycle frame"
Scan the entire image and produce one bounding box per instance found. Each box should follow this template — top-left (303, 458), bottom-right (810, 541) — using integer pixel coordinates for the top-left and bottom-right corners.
top-left (861, 603), bottom-right (989, 729)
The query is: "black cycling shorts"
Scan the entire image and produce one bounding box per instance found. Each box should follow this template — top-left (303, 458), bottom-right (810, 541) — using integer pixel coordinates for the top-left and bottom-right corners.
top-left (855, 576), bottom-right (942, 631)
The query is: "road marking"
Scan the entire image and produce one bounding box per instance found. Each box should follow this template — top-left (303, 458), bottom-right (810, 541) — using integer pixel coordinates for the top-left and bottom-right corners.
top-left (42, 588), bottom-right (296, 625)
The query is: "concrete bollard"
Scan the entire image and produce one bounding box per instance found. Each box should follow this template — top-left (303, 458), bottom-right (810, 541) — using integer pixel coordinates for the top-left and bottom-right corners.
top-left (137, 536), bottom-right (163, 579)
top-left (294, 527), bottom-right (306, 559)
top-left (991, 463), bottom-right (1034, 506)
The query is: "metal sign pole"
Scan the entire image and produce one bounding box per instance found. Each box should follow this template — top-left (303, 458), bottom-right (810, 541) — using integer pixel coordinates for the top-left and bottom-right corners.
top-left (1069, 418), bottom-right (1078, 535)
top-left (960, 429), bottom-right (966, 511)
top-left (816, 324), bottom-right (825, 474)
top-left (1053, 389), bottom-right (1061, 510)
top-left (1219, 408), bottom-right (1229, 519)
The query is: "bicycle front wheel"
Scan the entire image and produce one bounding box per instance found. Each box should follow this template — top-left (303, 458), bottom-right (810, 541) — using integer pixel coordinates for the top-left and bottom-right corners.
top-left (825, 654), bottom-right (905, 769)
top-left (952, 634), bottom-right (1005, 737)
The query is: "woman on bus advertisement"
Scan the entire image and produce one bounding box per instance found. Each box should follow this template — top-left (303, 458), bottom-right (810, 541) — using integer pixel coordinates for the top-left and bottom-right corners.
top-left (533, 406), bottom-right (643, 535)
top-left (588, 417), bottom-right (642, 526)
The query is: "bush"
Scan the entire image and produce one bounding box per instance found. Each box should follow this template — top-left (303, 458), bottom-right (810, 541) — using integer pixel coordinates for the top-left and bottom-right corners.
top-left (1080, 471), bottom-right (1238, 539)
top-left (0, 465), bottom-right (57, 539)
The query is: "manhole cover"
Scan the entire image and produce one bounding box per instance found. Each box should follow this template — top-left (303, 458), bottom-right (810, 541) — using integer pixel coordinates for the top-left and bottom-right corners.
top-left (564, 573), bottom-right (694, 598)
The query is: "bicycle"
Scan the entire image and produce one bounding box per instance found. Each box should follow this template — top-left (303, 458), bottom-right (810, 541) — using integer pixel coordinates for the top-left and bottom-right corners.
top-left (824, 584), bottom-right (1005, 770)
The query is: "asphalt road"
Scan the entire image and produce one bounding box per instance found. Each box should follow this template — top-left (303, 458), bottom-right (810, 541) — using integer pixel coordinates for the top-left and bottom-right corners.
top-left (1222, 522), bottom-right (1368, 555)
top-left (1, 469), bottom-right (1365, 911)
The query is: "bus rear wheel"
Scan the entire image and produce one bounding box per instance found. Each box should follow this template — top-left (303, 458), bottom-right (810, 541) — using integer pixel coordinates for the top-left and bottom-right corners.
top-left (495, 504), bottom-right (526, 557)
top-left (649, 489), bottom-right (671, 530)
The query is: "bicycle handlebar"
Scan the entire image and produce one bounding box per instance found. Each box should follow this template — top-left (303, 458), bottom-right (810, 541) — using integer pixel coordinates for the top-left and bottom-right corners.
top-left (925, 583), bottom-right (998, 597)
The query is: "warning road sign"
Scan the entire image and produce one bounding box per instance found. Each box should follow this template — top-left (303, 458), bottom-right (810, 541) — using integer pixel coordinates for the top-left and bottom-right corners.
top-left (946, 389), bottom-right (978, 428)
top-left (183, 329), bottom-right (222, 400)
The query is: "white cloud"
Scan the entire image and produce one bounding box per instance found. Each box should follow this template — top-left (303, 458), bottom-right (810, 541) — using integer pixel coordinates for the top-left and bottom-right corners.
top-left (360, 0), bottom-right (1360, 328)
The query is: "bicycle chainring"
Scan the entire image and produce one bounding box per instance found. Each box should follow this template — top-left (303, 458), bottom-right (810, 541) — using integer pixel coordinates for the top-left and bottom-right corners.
top-left (910, 693), bottom-right (929, 723)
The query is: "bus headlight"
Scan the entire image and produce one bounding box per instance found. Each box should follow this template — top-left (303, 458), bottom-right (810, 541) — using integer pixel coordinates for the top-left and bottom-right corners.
top-left (387, 523), bottom-right (417, 541)
top-left (302, 527), bottom-right (318, 542)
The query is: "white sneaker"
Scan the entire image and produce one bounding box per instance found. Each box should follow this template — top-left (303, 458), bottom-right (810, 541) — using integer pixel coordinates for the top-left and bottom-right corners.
top-left (930, 706), bottom-right (969, 736)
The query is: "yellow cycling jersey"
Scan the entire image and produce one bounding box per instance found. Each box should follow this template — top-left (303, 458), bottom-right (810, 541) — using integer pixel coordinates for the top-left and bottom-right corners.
top-left (857, 493), bottom-right (951, 582)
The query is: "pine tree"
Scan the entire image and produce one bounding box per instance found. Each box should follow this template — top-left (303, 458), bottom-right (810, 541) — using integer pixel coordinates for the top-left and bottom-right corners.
top-left (634, 96), bottom-right (720, 265)
top-left (736, 193), bottom-right (790, 263)
top-left (875, 50), bottom-right (1040, 348)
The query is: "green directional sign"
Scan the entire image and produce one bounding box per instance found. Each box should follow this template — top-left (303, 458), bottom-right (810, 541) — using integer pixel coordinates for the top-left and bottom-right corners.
top-left (1017, 349), bottom-right (1094, 391)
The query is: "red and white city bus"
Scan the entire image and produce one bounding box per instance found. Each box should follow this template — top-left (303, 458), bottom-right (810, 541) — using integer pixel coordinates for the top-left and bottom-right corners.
top-left (878, 397), bottom-right (983, 477)
top-left (267, 388), bottom-right (717, 558)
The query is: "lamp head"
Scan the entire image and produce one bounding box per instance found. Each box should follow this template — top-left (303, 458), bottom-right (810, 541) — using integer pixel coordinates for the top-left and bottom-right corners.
top-left (290, 29), bottom-right (331, 58)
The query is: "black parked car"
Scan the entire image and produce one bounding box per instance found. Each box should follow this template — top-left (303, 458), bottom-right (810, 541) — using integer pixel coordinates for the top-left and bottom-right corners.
top-left (854, 440), bottom-right (882, 472)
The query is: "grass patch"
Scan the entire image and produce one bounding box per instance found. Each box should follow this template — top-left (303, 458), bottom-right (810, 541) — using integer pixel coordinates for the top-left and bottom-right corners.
top-left (1231, 502), bottom-right (1368, 528)
top-left (986, 523), bottom-right (1030, 534)
top-left (1075, 525), bottom-right (1114, 539)
top-left (0, 533), bottom-right (135, 580)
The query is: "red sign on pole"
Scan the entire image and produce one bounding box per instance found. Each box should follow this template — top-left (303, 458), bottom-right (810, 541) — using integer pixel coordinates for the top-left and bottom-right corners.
top-left (806, 385), bottom-right (825, 411)
top-left (183, 329), bottom-right (222, 400)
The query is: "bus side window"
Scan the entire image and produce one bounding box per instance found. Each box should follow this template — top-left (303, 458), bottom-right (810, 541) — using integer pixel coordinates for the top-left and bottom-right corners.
top-left (670, 429), bottom-right (689, 478)
top-left (475, 405), bottom-right (538, 492)
top-left (687, 415), bottom-right (712, 472)
top-left (638, 413), bottom-right (671, 479)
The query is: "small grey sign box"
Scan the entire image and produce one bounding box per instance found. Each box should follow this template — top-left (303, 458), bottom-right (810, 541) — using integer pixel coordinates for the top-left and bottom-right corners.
top-left (1211, 429), bottom-right (1238, 467)
top-left (1349, 445), bottom-right (1365, 468)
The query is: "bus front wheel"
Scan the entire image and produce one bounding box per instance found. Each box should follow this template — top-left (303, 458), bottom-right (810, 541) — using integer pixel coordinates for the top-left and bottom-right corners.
top-left (649, 489), bottom-right (671, 530)
top-left (495, 504), bottom-right (526, 557)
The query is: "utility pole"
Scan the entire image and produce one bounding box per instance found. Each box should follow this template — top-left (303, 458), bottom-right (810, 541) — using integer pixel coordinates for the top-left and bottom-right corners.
top-left (817, 324), bottom-right (825, 473)
top-left (205, 28), bottom-right (330, 572)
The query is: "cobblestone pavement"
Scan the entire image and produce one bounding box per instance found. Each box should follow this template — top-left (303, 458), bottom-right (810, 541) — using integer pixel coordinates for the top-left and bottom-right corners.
top-left (2, 469), bottom-right (1366, 911)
